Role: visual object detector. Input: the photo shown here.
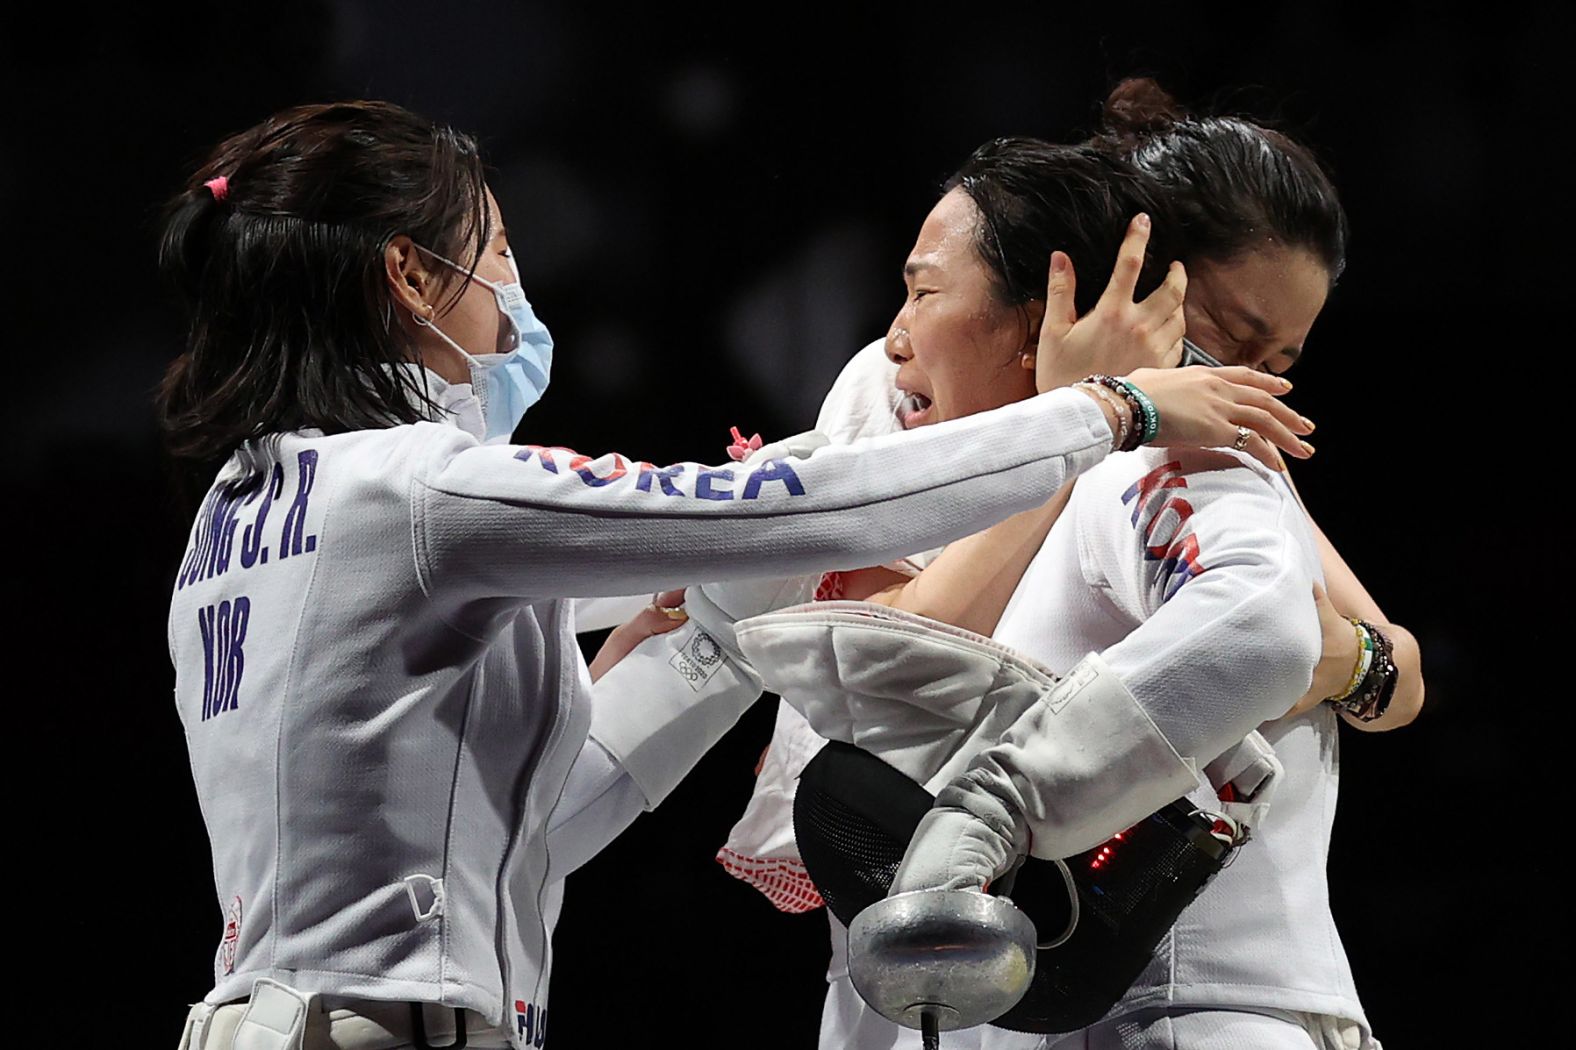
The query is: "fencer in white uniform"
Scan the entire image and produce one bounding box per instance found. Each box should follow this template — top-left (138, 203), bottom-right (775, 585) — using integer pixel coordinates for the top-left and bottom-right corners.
top-left (165, 102), bottom-right (1318, 1050)
top-left (169, 354), bottom-right (1157, 1050)
top-left (724, 342), bottom-right (1377, 1050)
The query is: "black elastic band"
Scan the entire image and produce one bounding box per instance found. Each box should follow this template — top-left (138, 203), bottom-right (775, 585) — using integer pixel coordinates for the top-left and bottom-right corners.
top-left (409, 1003), bottom-right (468, 1049)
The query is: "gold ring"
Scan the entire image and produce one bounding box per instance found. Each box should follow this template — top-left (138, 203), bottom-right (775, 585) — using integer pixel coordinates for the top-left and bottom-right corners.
top-left (1233, 425), bottom-right (1251, 451)
top-left (650, 602), bottom-right (688, 621)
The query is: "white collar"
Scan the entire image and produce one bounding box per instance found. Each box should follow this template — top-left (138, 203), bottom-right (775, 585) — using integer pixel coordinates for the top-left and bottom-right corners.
top-left (391, 362), bottom-right (489, 443)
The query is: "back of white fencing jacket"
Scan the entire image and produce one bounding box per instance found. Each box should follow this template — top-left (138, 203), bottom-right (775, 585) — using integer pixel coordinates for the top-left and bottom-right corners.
top-left (168, 366), bottom-right (1117, 1039)
top-left (992, 443), bottom-right (1369, 1030)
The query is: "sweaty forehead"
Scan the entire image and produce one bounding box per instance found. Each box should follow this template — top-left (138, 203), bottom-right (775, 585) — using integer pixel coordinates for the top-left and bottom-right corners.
top-left (483, 189), bottom-right (505, 239)
top-left (908, 188), bottom-right (986, 271)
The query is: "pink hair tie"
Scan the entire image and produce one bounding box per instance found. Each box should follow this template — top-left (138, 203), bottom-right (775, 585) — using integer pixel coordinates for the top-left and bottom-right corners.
top-left (204, 176), bottom-right (230, 201)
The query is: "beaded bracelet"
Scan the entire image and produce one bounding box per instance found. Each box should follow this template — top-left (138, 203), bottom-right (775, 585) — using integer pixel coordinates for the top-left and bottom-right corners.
top-left (1357, 626), bottom-right (1398, 718)
top-left (1083, 383), bottom-right (1129, 450)
top-left (1332, 620), bottom-right (1397, 722)
top-left (1082, 375), bottom-right (1150, 450)
top-left (1369, 653), bottom-right (1401, 719)
top-left (1076, 381), bottom-right (1136, 452)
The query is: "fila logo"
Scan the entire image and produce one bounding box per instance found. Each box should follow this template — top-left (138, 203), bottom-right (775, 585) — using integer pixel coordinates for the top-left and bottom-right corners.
top-left (514, 999), bottom-right (547, 1047)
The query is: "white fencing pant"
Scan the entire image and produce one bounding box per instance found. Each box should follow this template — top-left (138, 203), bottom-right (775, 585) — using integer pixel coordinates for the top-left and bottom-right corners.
top-left (1020, 1008), bottom-right (1378, 1050)
top-left (177, 992), bottom-right (514, 1050)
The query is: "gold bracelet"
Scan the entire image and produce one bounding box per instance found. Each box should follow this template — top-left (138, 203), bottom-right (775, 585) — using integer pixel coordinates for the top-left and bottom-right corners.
top-left (1327, 618), bottom-right (1373, 703)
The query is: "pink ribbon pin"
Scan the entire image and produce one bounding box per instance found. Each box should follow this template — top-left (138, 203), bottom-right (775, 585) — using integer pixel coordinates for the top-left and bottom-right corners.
top-left (727, 426), bottom-right (763, 462)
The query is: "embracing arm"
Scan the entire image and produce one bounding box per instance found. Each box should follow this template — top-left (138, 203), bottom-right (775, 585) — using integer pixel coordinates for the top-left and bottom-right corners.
top-left (1274, 455), bottom-right (1425, 733)
top-left (411, 219), bottom-right (1313, 616)
top-left (412, 386), bottom-right (1116, 610)
top-left (859, 484), bottom-right (1074, 636)
top-left (1096, 463), bottom-right (1321, 761)
top-left (854, 366), bottom-right (1311, 636)
top-left (890, 451), bottom-right (1322, 891)
top-left (547, 593), bottom-right (765, 877)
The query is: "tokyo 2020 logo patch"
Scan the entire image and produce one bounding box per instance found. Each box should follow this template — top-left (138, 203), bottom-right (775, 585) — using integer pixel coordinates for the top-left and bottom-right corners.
top-left (689, 632), bottom-right (721, 667)
top-left (669, 626), bottom-right (726, 692)
top-left (219, 896), bottom-right (242, 975)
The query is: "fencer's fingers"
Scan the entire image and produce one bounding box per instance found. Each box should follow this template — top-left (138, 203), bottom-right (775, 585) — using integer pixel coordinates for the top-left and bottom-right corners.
top-left (1161, 336), bottom-right (1185, 370)
top-left (1227, 382), bottom-right (1314, 435)
top-left (1034, 251), bottom-right (1079, 393)
top-left (1234, 405), bottom-right (1314, 465)
top-left (1244, 429), bottom-right (1291, 472)
top-left (590, 603), bottom-right (685, 680)
top-left (1153, 310), bottom-right (1186, 366)
top-left (1211, 364), bottom-right (1294, 396)
top-left (641, 610), bottom-right (689, 636)
top-left (642, 589), bottom-right (689, 633)
top-left (1041, 250), bottom-right (1078, 340)
top-left (1137, 262), bottom-right (1186, 361)
top-left (1139, 259), bottom-right (1187, 319)
top-left (1098, 213), bottom-right (1151, 307)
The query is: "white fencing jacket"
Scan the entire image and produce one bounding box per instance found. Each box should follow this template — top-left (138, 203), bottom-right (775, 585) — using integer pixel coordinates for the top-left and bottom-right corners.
top-left (167, 364), bottom-right (1120, 1041)
top-left (989, 445), bottom-right (1368, 1032)
top-left (733, 343), bottom-right (1371, 1047)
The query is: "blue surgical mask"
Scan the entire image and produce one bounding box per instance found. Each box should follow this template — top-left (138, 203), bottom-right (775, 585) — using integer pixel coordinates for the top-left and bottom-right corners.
top-left (417, 247), bottom-right (554, 441)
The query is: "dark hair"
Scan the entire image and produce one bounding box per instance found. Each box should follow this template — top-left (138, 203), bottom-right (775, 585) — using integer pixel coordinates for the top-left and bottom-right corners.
top-left (156, 100), bottom-right (492, 477)
top-left (1093, 78), bottom-right (1348, 280)
top-left (943, 139), bottom-right (1181, 318)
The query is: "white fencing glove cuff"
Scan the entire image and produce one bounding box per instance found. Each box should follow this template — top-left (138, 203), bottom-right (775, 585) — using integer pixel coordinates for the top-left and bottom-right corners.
top-left (588, 427), bottom-right (832, 809)
top-left (890, 653), bottom-right (1201, 895)
top-left (685, 576), bottom-right (821, 667)
top-left (589, 616), bottom-right (764, 808)
top-left (734, 601), bottom-right (1056, 787)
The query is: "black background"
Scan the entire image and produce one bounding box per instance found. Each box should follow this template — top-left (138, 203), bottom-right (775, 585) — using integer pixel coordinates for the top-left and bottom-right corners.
top-left (13, 3), bottom-right (1563, 1045)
